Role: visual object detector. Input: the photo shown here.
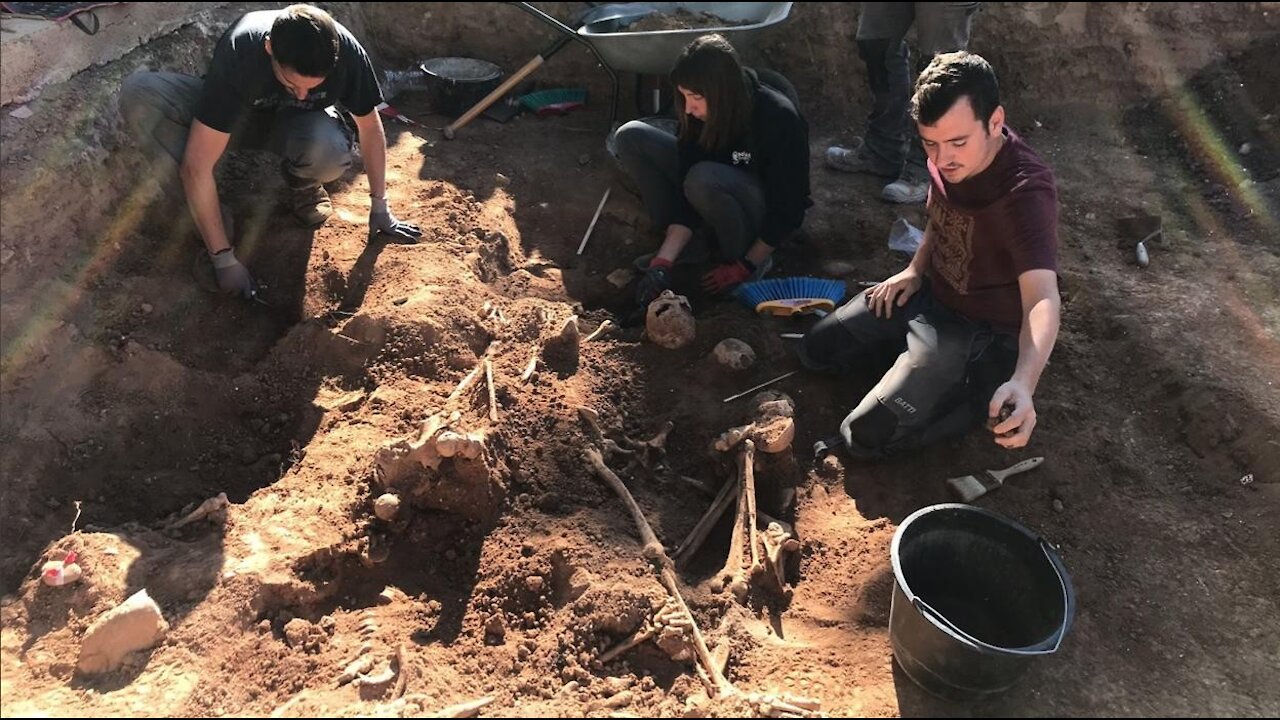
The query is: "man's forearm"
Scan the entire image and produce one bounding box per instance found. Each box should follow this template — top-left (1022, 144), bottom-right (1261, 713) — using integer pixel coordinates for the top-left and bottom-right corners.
top-left (358, 117), bottom-right (388, 199)
top-left (1012, 296), bottom-right (1060, 393)
top-left (907, 231), bottom-right (933, 274)
top-left (181, 167), bottom-right (229, 253)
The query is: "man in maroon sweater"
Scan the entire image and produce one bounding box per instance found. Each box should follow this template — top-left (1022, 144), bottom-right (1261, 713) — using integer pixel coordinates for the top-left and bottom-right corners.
top-left (801, 51), bottom-right (1060, 457)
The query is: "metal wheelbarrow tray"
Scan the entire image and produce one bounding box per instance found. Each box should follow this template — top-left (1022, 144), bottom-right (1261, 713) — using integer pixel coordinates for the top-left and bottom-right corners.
top-left (579, 3), bottom-right (794, 75)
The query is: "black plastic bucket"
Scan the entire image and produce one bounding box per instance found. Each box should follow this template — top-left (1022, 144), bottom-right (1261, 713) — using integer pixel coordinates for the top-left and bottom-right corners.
top-left (890, 504), bottom-right (1075, 702)
top-left (419, 57), bottom-right (503, 118)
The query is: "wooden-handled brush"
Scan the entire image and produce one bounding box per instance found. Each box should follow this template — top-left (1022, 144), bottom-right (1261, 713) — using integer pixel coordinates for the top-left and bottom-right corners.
top-left (946, 457), bottom-right (1045, 503)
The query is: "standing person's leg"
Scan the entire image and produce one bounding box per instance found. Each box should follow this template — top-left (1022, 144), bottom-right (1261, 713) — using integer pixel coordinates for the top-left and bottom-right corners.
top-left (826, 3), bottom-right (914, 177)
top-left (267, 107), bottom-right (353, 228)
top-left (681, 162), bottom-right (765, 268)
top-left (883, 2), bottom-right (982, 204)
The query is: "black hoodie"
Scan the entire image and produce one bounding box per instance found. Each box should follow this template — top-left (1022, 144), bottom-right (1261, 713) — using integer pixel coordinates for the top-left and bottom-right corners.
top-left (673, 69), bottom-right (813, 248)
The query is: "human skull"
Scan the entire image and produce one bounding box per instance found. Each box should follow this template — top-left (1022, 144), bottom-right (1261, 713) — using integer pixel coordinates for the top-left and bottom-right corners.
top-left (751, 390), bottom-right (796, 421)
top-left (645, 290), bottom-right (695, 349)
top-left (750, 415), bottom-right (796, 453)
top-left (713, 338), bottom-right (755, 370)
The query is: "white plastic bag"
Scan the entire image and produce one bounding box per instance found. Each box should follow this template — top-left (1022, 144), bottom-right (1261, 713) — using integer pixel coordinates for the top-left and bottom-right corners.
top-left (888, 217), bottom-right (924, 255)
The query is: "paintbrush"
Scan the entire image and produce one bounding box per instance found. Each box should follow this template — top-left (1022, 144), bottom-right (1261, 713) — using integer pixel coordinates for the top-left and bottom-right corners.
top-left (946, 457), bottom-right (1045, 502)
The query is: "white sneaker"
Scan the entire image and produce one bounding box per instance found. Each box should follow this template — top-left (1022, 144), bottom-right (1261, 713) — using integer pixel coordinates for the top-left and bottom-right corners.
top-left (881, 177), bottom-right (929, 204)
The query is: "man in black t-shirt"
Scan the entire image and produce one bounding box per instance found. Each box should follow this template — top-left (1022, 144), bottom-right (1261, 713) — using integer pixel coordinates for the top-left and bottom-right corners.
top-left (120, 4), bottom-right (420, 299)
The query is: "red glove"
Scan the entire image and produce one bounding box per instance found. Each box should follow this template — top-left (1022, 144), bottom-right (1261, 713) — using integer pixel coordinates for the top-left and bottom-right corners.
top-left (701, 260), bottom-right (753, 293)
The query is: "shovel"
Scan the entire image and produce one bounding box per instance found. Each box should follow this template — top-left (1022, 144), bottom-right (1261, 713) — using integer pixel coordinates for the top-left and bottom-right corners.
top-left (946, 457), bottom-right (1044, 503)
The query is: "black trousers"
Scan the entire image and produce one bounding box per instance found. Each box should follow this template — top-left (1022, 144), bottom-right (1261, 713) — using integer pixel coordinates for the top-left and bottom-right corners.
top-left (799, 279), bottom-right (1017, 458)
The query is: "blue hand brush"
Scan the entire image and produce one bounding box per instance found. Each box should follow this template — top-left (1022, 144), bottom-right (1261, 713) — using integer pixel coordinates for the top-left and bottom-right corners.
top-left (733, 277), bottom-right (847, 317)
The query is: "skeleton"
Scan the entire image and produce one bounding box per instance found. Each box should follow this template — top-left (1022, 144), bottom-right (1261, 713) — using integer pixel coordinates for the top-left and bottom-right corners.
top-left (166, 492), bottom-right (229, 530)
top-left (749, 693), bottom-right (823, 718)
top-left (372, 344), bottom-right (498, 487)
top-left (583, 319), bottom-right (617, 343)
top-left (681, 392), bottom-right (803, 599)
top-left (713, 392), bottom-right (797, 455)
top-left (480, 300), bottom-right (508, 324)
top-left (599, 597), bottom-right (693, 663)
top-left (582, 419), bottom-right (821, 715)
top-left (374, 411), bottom-right (488, 487)
top-left (483, 358), bottom-right (497, 422)
top-left (577, 406), bottom-right (672, 472)
top-left (582, 444), bottom-right (733, 698)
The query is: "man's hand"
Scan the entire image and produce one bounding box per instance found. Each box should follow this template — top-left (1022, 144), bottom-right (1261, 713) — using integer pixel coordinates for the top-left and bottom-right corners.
top-left (701, 260), bottom-right (752, 294)
top-left (988, 380), bottom-right (1037, 448)
top-left (209, 248), bottom-right (257, 299)
top-left (636, 265), bottom-right (672, 307)
top-left (370, 197), bottom-right (422, 244)
top-left (867, 267), bottom-right (923, 319)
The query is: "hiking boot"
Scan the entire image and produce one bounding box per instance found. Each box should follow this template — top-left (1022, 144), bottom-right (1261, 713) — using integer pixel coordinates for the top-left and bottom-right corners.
top-left (290, 184), bottom-right (333, 228)
top-left (825, 141), bottom-right (899, 178)
top-left (881, 174), bottom-right (929, 204)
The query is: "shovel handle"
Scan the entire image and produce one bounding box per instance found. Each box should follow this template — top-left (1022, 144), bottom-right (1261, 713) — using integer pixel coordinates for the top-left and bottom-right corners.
top-left (990, 456), bottom-right (1044, 482)
top-left (446, 53), bottom-right (546, 138)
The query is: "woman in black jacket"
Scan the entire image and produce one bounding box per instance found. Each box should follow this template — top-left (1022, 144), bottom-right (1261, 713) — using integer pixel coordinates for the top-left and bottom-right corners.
top-left (614, 34), bottom-right (812, 306)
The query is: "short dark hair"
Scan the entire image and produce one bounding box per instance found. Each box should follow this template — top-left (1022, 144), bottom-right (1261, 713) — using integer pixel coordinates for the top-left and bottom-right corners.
top-left (670, 34), bottom-right (752, 154)
top-left (270, 5), bottom-right (339, 78)
top-left (910, 51), bottom-right (1000, 129)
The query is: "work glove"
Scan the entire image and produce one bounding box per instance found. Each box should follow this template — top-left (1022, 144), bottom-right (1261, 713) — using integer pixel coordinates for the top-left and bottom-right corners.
top-left (370, 196), bottom-right (422, 243)
top-left (701, 259), bottom-right (753, 294)
top-left (209, 248), bottom-right (257, 299)
top-left (635, 265), bottom-right (672, 307)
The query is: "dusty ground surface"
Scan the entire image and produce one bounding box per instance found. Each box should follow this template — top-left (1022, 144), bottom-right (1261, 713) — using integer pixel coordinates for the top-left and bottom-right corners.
top-left (2, 4), bottom-right (1278, 718)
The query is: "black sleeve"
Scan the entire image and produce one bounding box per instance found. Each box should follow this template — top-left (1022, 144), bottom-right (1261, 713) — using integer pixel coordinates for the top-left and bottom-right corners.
top-left (337, 35), bottom-right (383, 117)
top-left (194, 34), bottom-right (242, 133)
top-left (758, 104), bottom-right (810, 247)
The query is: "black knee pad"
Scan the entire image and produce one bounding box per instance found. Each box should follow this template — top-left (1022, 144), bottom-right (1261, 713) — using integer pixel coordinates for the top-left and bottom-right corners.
top-left (841, 399), bottom-right (899, 458)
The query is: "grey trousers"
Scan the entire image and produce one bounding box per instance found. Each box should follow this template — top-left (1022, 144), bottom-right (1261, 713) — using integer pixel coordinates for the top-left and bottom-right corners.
top-left (856, 2), bottom-right (981, 182)
top-left (798, 280), bottom-right (1016, 459)
top-left (119, 71), bottom-right (352, 189)
top-left (613, 120), bottom-right (765, 261)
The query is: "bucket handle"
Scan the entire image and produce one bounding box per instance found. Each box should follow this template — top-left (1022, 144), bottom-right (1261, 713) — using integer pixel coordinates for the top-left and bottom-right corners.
top-left (912, 538), bottom-right (1072, 656)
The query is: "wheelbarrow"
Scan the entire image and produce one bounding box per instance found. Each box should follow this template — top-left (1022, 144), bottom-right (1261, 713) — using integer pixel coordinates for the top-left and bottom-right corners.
top-left (578, 2), bottom-right (794, 75)
top-left (444, 2), bottom-right (794, 138)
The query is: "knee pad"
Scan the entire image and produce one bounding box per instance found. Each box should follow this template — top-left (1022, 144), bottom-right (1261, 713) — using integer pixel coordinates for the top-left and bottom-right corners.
top-left (840, 399), bottom-right (899, 457)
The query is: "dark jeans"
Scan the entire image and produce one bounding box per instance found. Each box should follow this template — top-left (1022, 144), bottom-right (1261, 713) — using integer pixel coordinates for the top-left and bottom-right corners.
top-left (613, 119), bottom-right (765, 262)
top-left (856, 2), bottom-right (981, 181)
top-left (799, 280), bottom-right (1016, 459)
top-left (119, 71), bottom-right (352, 190)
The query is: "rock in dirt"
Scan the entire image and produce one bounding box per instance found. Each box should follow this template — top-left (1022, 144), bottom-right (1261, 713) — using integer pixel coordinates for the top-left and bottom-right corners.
top-left (606, 268), bottom-right (635, 288)
top-left (712, 338), bottom-right (755, 370)
top-left (77, 589), bottom-right (169, 674)
top-left (374, 493), bottom-right (401, 521)
top-left (564, 568), bottom-right (596, 602)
